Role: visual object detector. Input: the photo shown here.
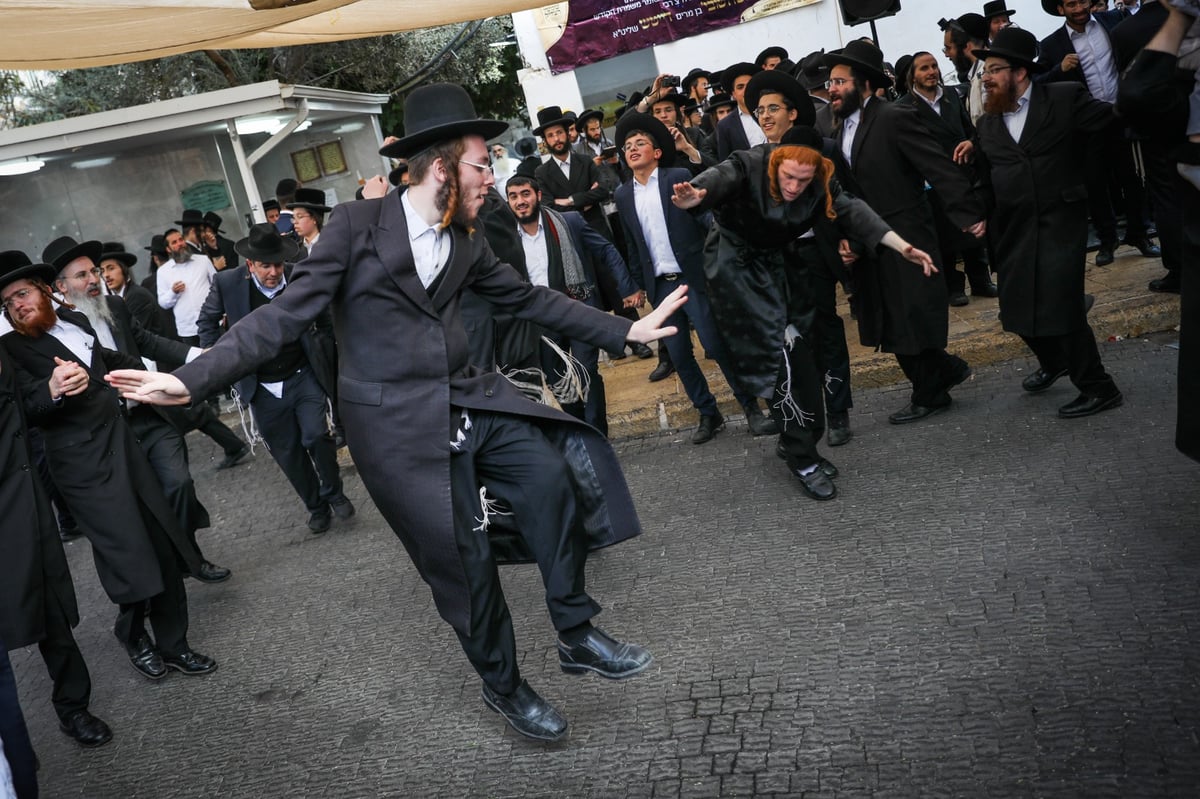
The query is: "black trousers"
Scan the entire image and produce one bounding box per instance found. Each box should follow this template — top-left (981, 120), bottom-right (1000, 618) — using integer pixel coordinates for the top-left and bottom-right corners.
top-left (128, 408), bottom-right (209, 561)
top-left (167, 402), bottom-right (244, 458)
top-left (1021, 326), bottom-right (1118, 398)
top-left (1142, 140), bottom-right (1184, 281)
top-left (1086, 121), bottom-right (1149, 246)
top-left (0, 642), bottom-right (37, 799)
top-left (35, 581), bottom-right (92, 723)
top-left (929, 189), bottom-right (991, 295)
top-left (448, 410), bottom-right (599, 695)
top-left (113, 509), bottom-right (191, 657)
top-left (795, 240), bottom-right (853, 415)
top-left (770, 331), bottom-right (825, 471)
top-left (252, 368), bottom-right (342, 514)
top-left (894, 349), bottom-right (968, 408)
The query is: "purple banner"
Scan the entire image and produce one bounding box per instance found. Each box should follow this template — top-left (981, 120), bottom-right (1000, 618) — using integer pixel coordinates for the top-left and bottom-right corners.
top-left (544, 0), bottom-right (814, 75)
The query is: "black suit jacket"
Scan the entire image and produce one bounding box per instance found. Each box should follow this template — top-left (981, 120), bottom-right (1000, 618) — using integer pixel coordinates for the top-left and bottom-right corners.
top-left (615, 167), bottom-right (713, 302)
top-left (534, 154), bottom-right (613, 238)
top-left (715, 110), bottom-right (753, 160)
top-left (1037, 9), bottom-right (1126, 93)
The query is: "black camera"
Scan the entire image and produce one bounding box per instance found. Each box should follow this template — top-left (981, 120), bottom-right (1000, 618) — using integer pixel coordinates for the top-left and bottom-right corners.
top-left (661, 75), bottom-right (681, 88)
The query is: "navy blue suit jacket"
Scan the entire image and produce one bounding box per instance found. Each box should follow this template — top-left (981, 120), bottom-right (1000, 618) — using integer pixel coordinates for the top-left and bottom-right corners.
top-left (1036, 9), bottom-right (1126, 92)
top-left (715, 111), bottom-right (753, 161)
top-left (614, 167), bottom-right (713, 303)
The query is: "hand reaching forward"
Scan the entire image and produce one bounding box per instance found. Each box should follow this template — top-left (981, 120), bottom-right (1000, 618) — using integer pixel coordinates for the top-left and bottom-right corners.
top-left (671, 182), bottom-right (707, 209)
top-left (626, 284), bottom-right (687, 343)
top-left (901, 245), bottom-right (938, 277)
top-left (105, 370), bottom-right (192, 406)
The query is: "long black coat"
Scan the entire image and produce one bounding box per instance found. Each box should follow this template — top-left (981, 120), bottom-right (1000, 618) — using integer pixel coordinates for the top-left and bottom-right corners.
top-left (975, 83), bottom-right (1113, 338)
top-left (173, 190), bottom-right (642, 635)
top-left (0, 343), bottom-right (79, 650)
top-left (831, 98), bottom-right (984, 354)
top-left (2, 316), bottom-right (202, 604)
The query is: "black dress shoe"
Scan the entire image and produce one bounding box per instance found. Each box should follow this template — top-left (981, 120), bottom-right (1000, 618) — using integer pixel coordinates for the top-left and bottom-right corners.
top-left (558, 627), bottom-right (653, 679)
top-left (192, 561), bottom-right (231, 583)
top-left (481, 680), bottom-right (568, 742)
top-left (1148, 276), bottom-right (1182, 294)
top-left (970, 281), bottom-right (1000, 298)
top-left (1021, 367), bottom-right (1068, 393)
top-left (647, 360), bottom-right (675, 382)
top-left (59, 710), bottom-right (113, 748)
top-left (216, 445), bottom-right (250, 470)
top-left (1058, 391), bottom-right (1123, 419)
top-left (308, 509), bottom-right (332, 533)
top-left (794, 466), bottom-right (837, 500)
top-left (607, 349), bottom-right (628, 361)
top-left (743, 404), bottom-right (779, 436)
top-left (946, 362), bottom-right (973, 391)
top-left (630, 342), bottom-right (654, 359)
top-left (124, 635), bottom-right (167, 680)
top-left (330, 494), bottom-right (356, 520)
top-left (773, 445), bottom-right (837, 480)
top-left (826, 412), bottom-right (852, 447)
top-left (948, 291), bottom-right (969, 307)
top-left (1094, 246), bottom-right (1115, 266)
top-left (1123, 236), bottom-right (1161, 258)
top-left (692, 411), bottom-right (724, 444)
top-left (162, 650), bottom-right (218, 676)
top-left (888, 400), bottom-right (951, 425)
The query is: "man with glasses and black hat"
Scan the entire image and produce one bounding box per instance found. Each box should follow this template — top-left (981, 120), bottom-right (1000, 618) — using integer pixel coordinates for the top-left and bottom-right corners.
top-left (715, 61), bottom-right (767, 159)
top-left (974, 27), bottom-right (1124, 418)
top-left (983, 0), bottom-right (1019, 40)
top-left (288, 188), bottom-right (332, 257)
top-left (107, 82), bottom-right (684, 744)
top-left (197, 223), bottom-right (353, 534)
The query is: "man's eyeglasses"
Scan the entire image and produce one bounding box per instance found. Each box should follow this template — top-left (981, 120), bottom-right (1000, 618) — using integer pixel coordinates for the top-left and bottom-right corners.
top-left (981, 65), bottom-right (1014, 77)
top-left (460, 159), bottom-right (495, 176)
top-left (824, 77), bottom-right (852, 89)
top-left (1, 287), bottom-right (36, 313)
top-left (753, 104), bottom-right (789, 118)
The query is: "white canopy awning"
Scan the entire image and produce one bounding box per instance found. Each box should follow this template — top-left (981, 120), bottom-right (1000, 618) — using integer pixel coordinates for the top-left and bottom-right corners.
top-left (1, 0), bottom-right (547, 70)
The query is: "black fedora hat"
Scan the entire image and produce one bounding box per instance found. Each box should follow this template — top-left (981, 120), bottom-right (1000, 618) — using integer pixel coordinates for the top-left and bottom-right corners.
top-left (144, 234), bottom-right (168, 255)
top-left (513, 136), bottom-right (540, 159)
top-left (262, 199), bottom-right (281, 213)
top-left (532, 105), bottom-right (575, 137)
top-left (707, 92), bottom-right (736, 111)
top-left (956, 13), bottom-right (991, 42)
top-left (0, 250), bottom-right (56, 293)
top-left (614, 111), bottom-right (676, 169)
top-left (648, 90), bottom-right (689, 111)
top-left (894, 54), bottom-right (915, 92)
top-left (755, 46), bottom-right (789, 68)
top-left (98, 242), bottom-right (137, 268)
top-left (379, 83), bottom-right (508, 160)
top-left (287, 188), bottom-right (332, 213)
top-left (722, 62), bottom-right (762, 93)
top-left (822, 40), bottom-right (893, 89)
top-left (974, 27), bottom-right (1047, 72)
top-left (745, 69), bottom-right (815, 128)
top-left (388, 162), bottom-right (409, 187)
top-left (513, 156), bottom-right (541, 180)
top-left (984, 0), bottom-right (1018, 19)
top-left (202, 211), bottom-right (224, 232)
top-left (42, 236), bottom-right (103, 272)
top-left (576, 108), bottom-right (605, 128)
top-left (175, 208), bottom-right (206, 228)
top-left (779, 124), bottom-right (825, 150)
top-left (235, 223), bottom-right (300, 263)
top-left (682, 68), bottom-right (711, 95)
top-left (795, 50), bottom-right (829, 91)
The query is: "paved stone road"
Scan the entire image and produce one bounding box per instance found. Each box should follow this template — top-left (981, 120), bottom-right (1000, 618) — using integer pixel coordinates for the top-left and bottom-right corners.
top-left (12, 337), bottom-right (1199, 798)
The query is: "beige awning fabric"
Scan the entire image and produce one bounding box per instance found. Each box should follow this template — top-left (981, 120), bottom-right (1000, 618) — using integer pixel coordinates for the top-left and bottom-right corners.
top-left (1, 0), bottom-right (545, 70)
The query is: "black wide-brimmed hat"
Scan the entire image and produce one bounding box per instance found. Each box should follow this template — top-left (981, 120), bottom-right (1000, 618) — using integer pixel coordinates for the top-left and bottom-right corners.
top-left (984, 0), bottom-right (1018, 19)
top-left (287, 188), bottom-right (332, 213)
top-left (957, 13), bottom-right (991, 42)
top-left (649, 90), bottom-right (689, 111)
top-left (379, 83), bottom-right (509, 160)
top-left (388, 162), bottom-right (409, 187)
top-left (974, 27), bottom-right (1046, 72)
top-left (745, 70), bottom-right (815, 127)
top-left (576, 108), bottom-right (605, 128)
top-left (722, 62), bottom-right (762, 93)
top-left (0, 250), bottom-right (55, 292)
top-left (532, 105), bottom-right (575, 137)
top-left (614, 111), bottom-right (676, 169)
top-left (99, 242), bottom-right (137, 268)
top-left (145, 234), bottom-right (168, 255)
top-left (707, 92), bottom-right (736, 111)
top-left (235, 222), bottom-right (301, 263)
top-left (42, 236), bottom-right (102, 271)
top-left (175, 208), bottom-right (206, 228)
top-left (755, 46), bottom-right (789, 67)
top-left (779, 124), bottom-right (825, 150)
top-left (795, 50), bottom-right (829, 91)
top-left (682, 101), bottom-right (703, 116)
top-left (262, 199), bottom-right (281, 213)
top-left (514, 156), bottom-right (541, 180)
top-left (823, 40), bottom-right (893, 89)
top-left (203, 211), bottom-right (224, 232)
top-left (513, 136), bottom-right (539, 159)
top-left (894, 54), bottom-right (915, 91)
top-left (682, 68), bottom-right (711, 95)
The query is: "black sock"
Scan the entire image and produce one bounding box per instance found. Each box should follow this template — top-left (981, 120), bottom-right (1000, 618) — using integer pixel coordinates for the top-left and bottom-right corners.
top-left (558, 621), bottom-right (594, 646)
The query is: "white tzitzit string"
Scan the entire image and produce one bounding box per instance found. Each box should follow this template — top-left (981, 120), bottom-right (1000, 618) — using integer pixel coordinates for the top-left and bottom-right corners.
top-left (473, 485), bottom-right (514, 532)
top-left (230, 387), bottom-right (263, 452)
top-left (771, 325), bottom-right (816, 428)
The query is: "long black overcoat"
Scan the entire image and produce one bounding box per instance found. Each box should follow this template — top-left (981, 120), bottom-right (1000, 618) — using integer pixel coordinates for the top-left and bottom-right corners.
top-left (975, 82), bottom-right (1112, 338)
top-left (173, 191), bottom-right (642, 635)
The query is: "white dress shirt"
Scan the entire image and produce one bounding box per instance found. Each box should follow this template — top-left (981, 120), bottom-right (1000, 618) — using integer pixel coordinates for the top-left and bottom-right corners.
top-left (47, 319), bottom-right (96, 364)
top-left (518, 218), bottom-right (551, 288)
top-left (402, 191), bottom-right (449, 289)
top-left (914, 85), bottom-right (945, 112)
top-left (1003, 83), bottom-right (1034, 142)
top-left (841, 102), bottom-right (866, 166)
top-left (738, 110), bottom-right (768, 147)
top-left (632, 169), bottom-right (683, 278)
top-left (155, 253), bottom-right (216, 337)
top-left (1068, 17), bottom-right (1119, 104)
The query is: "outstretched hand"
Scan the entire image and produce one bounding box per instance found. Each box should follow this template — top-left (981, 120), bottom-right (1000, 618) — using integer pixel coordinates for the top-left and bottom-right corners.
top-left (902, 245), bottom-right (938, 277)
top-left (671, 182), bottom-right (707, 209)
top-left (627, 284), bottom-right (687, 343)
top-left (105, 370), bottom-right (192, 406)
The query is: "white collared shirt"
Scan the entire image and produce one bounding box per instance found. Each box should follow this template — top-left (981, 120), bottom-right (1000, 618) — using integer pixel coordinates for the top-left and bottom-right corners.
top-left (556, 154), bottom-right (572, 178)
top-left (1003, 83), bottom-right (1033, 141)
top-left (841, 100), bottom-right (867, 166)
top-left (738, 110), bottom-right (768, 148)
top-left (518, 218), bottom-right (551, 288)
top-left (402, 190), bottom-right (449, 289)
top-left (156, 253), bottom-right (216, 337)
top-left (915, 85), bottom-right (945, 112)
top-left (632, 169), bottom-right (683, 277)
top-left (48, 318), bottom-right (96, 364)
top-left (252, 273), bottom-right (287, 299)
top-left (1067, 16), bottom-right (1119, 104)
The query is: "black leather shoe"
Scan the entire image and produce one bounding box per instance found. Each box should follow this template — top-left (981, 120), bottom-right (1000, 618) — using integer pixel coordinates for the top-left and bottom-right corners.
top-left (124, 635), bottom-right (167, 680)
top-left (647, 360), bottom-right (675, 382)
top-left (743, 404), bottom-right (779, 436)
top-left (948, 291), bottom-right (969, 307)
top-left (692, 411), bottom-right (724, 444)
top-left (773, 445), bottom-right (837, 480)
top-left (1148, 276), bottom-right (1182, 294)
top-left (826, 412), bottom-right (852, 447)
top-left (630, 342), bottom-right (654, 359)
top-left (794, 466), bottom-right (837, 500)
top-left (481, 680), bottom-right (568, 742)
top-left (162, 650), bottom-right (218, 676)
top-left (59, 710), bottom-right (113, 748)
top-left (1021, 368), bottom-right (1068, 393)
top-left (559, 627), bottom-right (653, 679)
top-left (308, 509), bottom-right (332, 533)
top-left (607, 349), bottom-right (628, 361)
top-left (216, 445), bottom-right (250, 470)
top-left (946, 362), bottom-right (973, 391)
top-left (1058, 391), bottom-right (1123, 419)
top-left (330, 494), bottom-right (356, 520)
top-left (1094, 246), bottom-right (1115, 266)
top-left (1123, 236), bottom-right (1161, 258)
top-left (192, 561), bottom-right (231, 583)
top-left (970, 281), bottom-right (1000, 298)
top-left (888, 400), bottom-right (951, 425)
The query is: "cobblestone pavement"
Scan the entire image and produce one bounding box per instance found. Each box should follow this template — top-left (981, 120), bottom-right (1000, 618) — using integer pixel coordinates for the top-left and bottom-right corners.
top-left (13, 336), bottom-right (1199, 798)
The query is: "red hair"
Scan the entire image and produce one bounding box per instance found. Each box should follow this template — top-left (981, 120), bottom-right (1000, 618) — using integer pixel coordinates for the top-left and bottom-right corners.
top-left (767, 145), bottom-right (837, 220)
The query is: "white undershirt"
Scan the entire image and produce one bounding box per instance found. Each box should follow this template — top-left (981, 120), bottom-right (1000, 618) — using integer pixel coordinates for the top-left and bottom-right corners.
top-left (402, 191), bottom-right (449, 289)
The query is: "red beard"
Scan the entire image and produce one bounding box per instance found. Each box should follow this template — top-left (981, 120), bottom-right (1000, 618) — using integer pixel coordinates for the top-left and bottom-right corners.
top-left (9, 291), bottom-right (58, 337)
top-left (983, 81), bottom-right (1019, 116)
